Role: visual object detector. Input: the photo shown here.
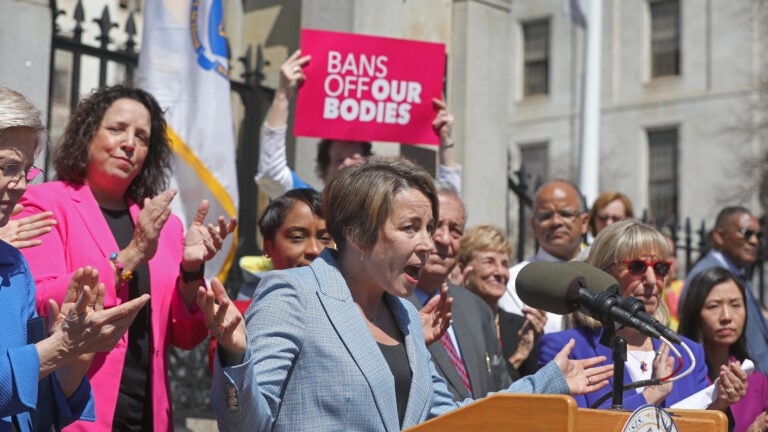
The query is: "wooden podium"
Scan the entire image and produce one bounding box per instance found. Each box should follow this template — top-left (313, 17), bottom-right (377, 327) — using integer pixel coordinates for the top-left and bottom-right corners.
top-left (405, 394), bottom-right (727, 432)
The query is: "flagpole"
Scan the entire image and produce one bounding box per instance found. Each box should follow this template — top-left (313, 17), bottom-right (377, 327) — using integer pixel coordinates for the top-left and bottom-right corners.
top-left (578, 0), bottom-right (602, 207)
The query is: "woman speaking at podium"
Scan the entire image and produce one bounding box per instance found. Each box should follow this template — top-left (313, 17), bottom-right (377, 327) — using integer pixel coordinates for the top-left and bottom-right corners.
top-left (202, 157), bottom-right (614, 431)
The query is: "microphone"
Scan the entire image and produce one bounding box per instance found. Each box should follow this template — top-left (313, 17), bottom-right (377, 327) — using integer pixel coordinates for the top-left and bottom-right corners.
top-left (565, 261), bottom-right (684, 345)
top-left (619, 296), bottom-right (683, 344)
top-left (516, 262), bottom-right (662, 339)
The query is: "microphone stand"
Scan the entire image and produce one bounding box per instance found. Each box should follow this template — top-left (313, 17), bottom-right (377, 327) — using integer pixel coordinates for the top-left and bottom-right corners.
top-left (599, 322), bottom-right (626, 410)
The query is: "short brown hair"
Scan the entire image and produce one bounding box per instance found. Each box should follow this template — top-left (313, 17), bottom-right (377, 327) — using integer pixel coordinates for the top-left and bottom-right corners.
top-left (323, 156), bottom-right (438, 252)
top-left (458, 224), bottom-right (511, 268)
top-left (588, 191), bottom-right (634, 236)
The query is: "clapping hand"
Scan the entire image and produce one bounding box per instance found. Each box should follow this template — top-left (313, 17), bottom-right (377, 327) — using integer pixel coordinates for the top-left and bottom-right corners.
top-left (182, 200), bottom-right (237, 269)
top-left (197, 278), bottom-right (246, 357)
top-left (509, 307), bottom-right (547, 369)
top-left (48, 267), bottom-right (150, 355)
top-left (131, 189), bottom-right (176, 261)
top-left (710, 360), bottom-right (748, 410)
top-left (643, 344), bottom-right (675, 404)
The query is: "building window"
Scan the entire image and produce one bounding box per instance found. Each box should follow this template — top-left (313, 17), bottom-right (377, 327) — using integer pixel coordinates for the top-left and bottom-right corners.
top-left (648, 128), bottom-right (679, 225)
top-left (518, 142), bottom-right (549, 258)
top-left (650, 0), bottom-right (680, 77)
top-left (520, 143), bottom-right (549, 189)
top-left (523, 19), bottom-right (550, 96)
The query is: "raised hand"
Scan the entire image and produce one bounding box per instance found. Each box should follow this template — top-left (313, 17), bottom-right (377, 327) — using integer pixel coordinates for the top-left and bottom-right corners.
top-left (710, 360), bottom-right (748, 410)
top-left (643, 343), bottom-right (674, 404)
top-left (197, 278), bottom-right (246, 356)
top-left (553, 338), bottom-right (613, 395)
top-left (182, 199), bottom-right (237, 269)
top-left (0, 204), bottom-right (56, 249)
top-left (419, 283), bottom-right (453, 345)
top-left (280, 49), bottom-right (312, 98)
top-left (509, 306), bottom-right (548, 369)
top-left (432, 98), bottom-right (454, 146)
top-left (130, 189), bottom-right (176, 261)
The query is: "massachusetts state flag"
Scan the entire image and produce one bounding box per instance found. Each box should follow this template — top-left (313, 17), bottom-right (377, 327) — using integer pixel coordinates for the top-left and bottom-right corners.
top-left (137, 0), bottom-right (239, 280)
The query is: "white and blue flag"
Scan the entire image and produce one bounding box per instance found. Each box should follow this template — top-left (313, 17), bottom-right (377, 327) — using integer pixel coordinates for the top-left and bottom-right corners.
top-left (138, 0), bottom-right (239, 281)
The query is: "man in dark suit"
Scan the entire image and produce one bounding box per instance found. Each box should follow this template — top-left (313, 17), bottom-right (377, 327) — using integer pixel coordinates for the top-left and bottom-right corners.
top-left (409, 181), bottom-right (511, 401)
top-left (680, 206), bottom-right (768, 375)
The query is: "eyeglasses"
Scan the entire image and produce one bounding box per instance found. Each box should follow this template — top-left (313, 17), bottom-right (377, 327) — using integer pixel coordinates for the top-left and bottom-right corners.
top-left (596, 214), bottom-right (624, 223)
top-left (0, 163), bottom-right (43, 182)
top-left (535, 209), bottom-right (582, 222)
top-left (618, 259), bottom-right (672, 277)
top-left (735, 228), bottom-right (762, 241)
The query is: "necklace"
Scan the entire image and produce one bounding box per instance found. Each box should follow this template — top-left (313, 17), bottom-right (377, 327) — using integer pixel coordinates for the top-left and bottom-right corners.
top-left (627, 350), bottom-right (654, 373)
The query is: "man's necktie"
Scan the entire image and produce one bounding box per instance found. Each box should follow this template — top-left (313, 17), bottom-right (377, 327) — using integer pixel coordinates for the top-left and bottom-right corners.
top-left (439, 332), bottom-right (473, 397)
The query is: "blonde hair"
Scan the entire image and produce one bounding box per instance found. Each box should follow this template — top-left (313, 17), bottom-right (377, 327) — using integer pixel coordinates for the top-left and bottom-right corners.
top-left (458, 224), bottom-right (511, 267)
top-left (568, 219), bottom-right (671, 329)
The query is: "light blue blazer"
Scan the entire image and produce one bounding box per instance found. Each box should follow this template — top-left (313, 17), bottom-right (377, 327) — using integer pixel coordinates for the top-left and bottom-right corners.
top-left (211, 249), bottom-right (569, 431)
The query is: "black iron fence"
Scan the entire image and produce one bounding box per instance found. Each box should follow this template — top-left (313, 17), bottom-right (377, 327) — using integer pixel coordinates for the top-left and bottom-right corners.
top-left (49, 0), bottom-right (270, 425)
top-left (508, 164), bottom-right (767, 308)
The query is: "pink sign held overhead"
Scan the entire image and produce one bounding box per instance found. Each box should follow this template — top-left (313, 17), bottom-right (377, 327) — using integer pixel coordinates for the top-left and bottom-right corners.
top-left (294, 29), bottom-right (446, 145)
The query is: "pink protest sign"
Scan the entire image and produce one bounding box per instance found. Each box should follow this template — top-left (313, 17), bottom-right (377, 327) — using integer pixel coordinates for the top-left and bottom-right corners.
top-left (294, 29), bottom-right (446, 145)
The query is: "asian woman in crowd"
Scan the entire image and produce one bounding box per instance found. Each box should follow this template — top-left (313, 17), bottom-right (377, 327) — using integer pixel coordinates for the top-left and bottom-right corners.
top-left (679, 267), bottom-right (768, 432)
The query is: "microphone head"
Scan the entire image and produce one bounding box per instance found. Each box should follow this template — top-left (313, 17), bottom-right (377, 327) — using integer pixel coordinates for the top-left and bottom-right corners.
top-left (564, 261), bottom-right (621, 295)
top-left (516, 261), bottom-right (585, 315)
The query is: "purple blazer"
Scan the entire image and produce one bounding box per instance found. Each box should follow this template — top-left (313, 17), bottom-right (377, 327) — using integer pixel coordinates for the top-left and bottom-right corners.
top-left (538, 326), bottom-right (709, 410)
top-left (722, 365), bottom-right (768, 432)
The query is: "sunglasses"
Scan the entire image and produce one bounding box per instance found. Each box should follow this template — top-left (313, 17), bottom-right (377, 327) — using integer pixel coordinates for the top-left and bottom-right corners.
top-left (620, 259), bottom-right (672, 277)
top-left (736, 228), bottom-right (763, 241)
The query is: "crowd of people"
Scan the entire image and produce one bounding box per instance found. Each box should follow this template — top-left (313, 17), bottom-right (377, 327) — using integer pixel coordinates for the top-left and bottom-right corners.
top-left (1, 52), bottom-right (767, 432)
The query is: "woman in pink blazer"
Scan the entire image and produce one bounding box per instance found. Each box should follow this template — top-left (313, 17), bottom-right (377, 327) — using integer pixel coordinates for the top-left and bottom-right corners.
top-left (16, 85), bottom-right (236, 431)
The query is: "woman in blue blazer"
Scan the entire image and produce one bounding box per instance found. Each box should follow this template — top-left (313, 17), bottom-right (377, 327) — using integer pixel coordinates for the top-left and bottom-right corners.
top-left (539, 219), bottom-right (748, 411)
top-left (200, 158), bottom-right (615, 431)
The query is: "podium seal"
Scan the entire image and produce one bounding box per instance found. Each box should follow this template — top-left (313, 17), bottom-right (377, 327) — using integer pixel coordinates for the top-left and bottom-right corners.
top-left (622, 404), bottom-right (678, 432)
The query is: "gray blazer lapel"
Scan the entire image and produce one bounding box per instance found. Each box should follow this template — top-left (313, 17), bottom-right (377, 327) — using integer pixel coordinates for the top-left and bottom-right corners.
top-left (451, 299), bottom-right (487, 397)
top-left (407, 294), bottom-right (469, 400)
top-left (388, 295), bottom-right (430, 428)
top-left (311, 251), bottom-right (400, 432)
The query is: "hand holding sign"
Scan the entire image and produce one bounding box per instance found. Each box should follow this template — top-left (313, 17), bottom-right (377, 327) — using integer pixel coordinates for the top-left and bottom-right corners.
top-left (295, 29), bottom-right (446, 145)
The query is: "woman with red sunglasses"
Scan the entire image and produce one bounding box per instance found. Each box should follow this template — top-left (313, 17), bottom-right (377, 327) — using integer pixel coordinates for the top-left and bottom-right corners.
top-left (537, 219), bottom-right (748, 413)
